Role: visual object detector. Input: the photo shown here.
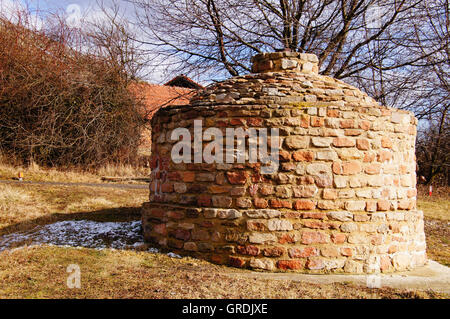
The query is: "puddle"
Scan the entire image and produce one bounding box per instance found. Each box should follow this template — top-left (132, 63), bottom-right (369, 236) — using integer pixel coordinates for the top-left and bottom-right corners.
top-left (0, 220), bottom-right (162, 252)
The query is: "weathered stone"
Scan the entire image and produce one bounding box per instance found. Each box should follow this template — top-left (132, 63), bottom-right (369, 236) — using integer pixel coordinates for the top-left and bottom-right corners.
top-left (328, 211), bottom-right (353, 222)
top-left (285, 136), bottom-right (310, 149)
top-left (245, 209), bottom-right (281, 219)
top-left (250, 258), bottom-right (275, 271)
top-left (248, 233), bottom-right (277, 244)
top-left (268, 219), bottom-right (293, 231)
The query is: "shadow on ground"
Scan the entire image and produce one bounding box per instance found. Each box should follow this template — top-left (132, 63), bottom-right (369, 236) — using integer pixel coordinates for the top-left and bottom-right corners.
top-left (0, 206), bottom-right (142, 237)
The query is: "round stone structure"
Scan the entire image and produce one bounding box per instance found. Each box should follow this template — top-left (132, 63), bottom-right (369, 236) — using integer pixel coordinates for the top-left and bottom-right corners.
top-left (142, 51), bottom-right (427, 274)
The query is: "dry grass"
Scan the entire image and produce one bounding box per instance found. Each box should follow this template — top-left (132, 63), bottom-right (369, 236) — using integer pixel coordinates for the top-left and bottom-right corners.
top-left (0, 160), bottom-right (150, 184)
top-left (417, 186), bottom-right (450, 266)
top-left (0, 182), bottom-right (448, 299)
top-left (0, 183), bottom-right (148, 236)
top-left (0, 246), bottom-right (445, 299)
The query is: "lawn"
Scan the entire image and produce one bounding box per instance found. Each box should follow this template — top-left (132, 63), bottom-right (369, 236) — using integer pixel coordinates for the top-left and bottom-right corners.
top-left (0, 182), bottom-right (448, 299)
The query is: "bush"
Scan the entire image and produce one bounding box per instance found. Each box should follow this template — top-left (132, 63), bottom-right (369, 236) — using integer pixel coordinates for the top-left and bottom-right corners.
top-left (0, 17), bottom-right (144, 168)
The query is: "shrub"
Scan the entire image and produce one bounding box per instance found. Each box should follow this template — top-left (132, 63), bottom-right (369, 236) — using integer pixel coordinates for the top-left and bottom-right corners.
top-left (0, 17), bottom-right (145, 167)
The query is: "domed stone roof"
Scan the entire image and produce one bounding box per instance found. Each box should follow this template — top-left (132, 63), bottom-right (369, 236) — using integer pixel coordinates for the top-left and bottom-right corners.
top-left (190, 51), bottom-right (380, 112)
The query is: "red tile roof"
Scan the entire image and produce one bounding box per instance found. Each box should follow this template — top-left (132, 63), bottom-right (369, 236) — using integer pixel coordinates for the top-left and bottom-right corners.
top-left (129, 82), bottom-right (195, 120)
top-left (164, 74), bottom-right (204, 90)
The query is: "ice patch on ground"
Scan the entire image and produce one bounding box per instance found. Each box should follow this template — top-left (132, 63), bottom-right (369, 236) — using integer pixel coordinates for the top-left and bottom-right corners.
top-left (0, 220), bottom-right (149, 252)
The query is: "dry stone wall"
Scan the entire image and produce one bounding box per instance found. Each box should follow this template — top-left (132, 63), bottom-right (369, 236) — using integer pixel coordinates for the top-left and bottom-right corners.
top-left (142, 51), bottom-right (426, 274)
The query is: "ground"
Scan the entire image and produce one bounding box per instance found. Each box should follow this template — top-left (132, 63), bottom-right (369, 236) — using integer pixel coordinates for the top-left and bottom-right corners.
top-left (0, 167), bottom-right (448, 299)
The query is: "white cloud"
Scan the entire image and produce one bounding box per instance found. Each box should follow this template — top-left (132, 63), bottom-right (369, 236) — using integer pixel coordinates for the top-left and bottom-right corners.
top-left (0, 0), bottom-right (43, 30)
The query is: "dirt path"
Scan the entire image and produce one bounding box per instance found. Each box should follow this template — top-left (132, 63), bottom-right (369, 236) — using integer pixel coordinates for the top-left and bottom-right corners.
top-left (0, 179), bottom-right (148, 189)
top-left (228, 260), bottom-right (450, 295)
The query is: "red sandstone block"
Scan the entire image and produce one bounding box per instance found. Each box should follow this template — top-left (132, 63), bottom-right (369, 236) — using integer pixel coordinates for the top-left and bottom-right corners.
top-left (259, 184), bottom-right (274, 195)
top-left (278, 234), bottom-right (296, 244)
top-left (301, 231), bottom-right (329, 244)
top-left (208, 185), bottom-right (230, 194)
top-left (306, 258), bottom-right (324, 270)
top-left (197, 194), bottom-right (212, 206)
top-left (356, 139), bottom-right (369, 150)
top-left (381, 136), bottom-right (393, 149)
top-left (311, 116), bottom-right (324, 127)
top-left (302, 212), bottom-right (327, 219)
top-left (247, 220), bottom-right (266, 231)
top-left (277, 260), bottom-right (304, 270)
top-left (342, 161), bottom-right (362, 175)
top-left (301, 116), bottom-right (309, 128)
top-left (303, 220), bottom-right (328, 229)
top-left (294, 200), bottom-right (316, 210)
top-left (287, 217), bottom-right (302, 225)
top-left (298, 176), bottom-right (315, 185)
top-left (226, 171), bottom-right (249, 184)
top-left (333, 137), bottom-right (355, 147)
top-left (270, 199), bottom-right (292, 209)
top-left (327, 109), bottom-right (339, 117)
top-left (380, 256), bottom-right (392, 272)
top-left (215, 172), bottom-right (226, 185)
top-left (320, 246), bottom-right (340, 257)
top-left (341, 247), bottom-right (353, 257)
top-left (279, 150), bottom-right (292, 161)
top-left (293, 150), bottom-right (314, 162)
top-left (247, 117), bottom-right (263, 126)
top-left (363, 152), bottom-right (376, 163)
top-left (229, 256), bottom-right (246, 268)
top-left (254, 198), bottom-right (269, 208)
top-left (344, 129), bottom-right (361, 136)
top-left (236, 198), bottom-right (252, 208)
top-left (322, 189), bottom-right (338, 200)
top-left (263, 246), bottom-right (286, 257)
top-left (216, 120), bottom-right (228, 127)
top-left (230, 118), bottom-right (246, 126)
top-left (332, 162), bottom-right (342, 174)
top-left (181, 171), bottom-right (195, 182)
top-left (366, 201), bottom-right (377, 212)
top-left (359, 120), bottom-right (371, 130)
top-left (168, 172), bottom-right (181, 181)
top-left (377, 200), bottom-right (391, 211)
top-left (340, 119), bottom-right (355, 129)
top-left (331, 233), bottom-right (347, 244)
top-left (210, 254), bottom-right (226, 265)
top-left (237, 245), bottom-right (260, 256)
top-left (288, 247), bottom-right (318, 258)
top-left (161, 182), bottom-right (173, 193)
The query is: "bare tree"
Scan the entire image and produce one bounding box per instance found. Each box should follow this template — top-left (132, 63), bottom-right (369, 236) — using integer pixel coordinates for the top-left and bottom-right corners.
top-left (412, 0), bottom-right (450, 185)
top-left (129, 0), bottom-right (449, 184)
top-left (128, 1), bottom-right (444, 84)
top-left (81, 0), bottom-right (147, 81)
